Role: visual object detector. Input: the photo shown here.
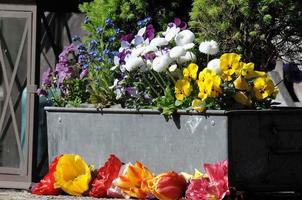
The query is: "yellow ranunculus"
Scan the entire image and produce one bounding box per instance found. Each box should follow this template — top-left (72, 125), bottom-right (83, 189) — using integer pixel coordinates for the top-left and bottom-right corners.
top-left (192, 99), bottom-right (205, 112)
top-left (175, 79), bottom-right (192, 101)
top-left (253, 76), bottom-right (275, 100)
top-left (183, 63), bottom-right (199, 80)
top-left (114, 162), bottom-right (154, 199)
top-left (220, 53), bottom-right (241, 81)
top-left (233, 91), bottom-right (251, 106)
top-left (233, 75), bottom-right (249, 91)
top-left (240, 62), bottom-right (266, 79)
top-left (54, 154), bottom-right (91, 196)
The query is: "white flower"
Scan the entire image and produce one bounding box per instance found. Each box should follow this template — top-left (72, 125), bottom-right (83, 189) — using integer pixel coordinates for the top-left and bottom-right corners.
top-left (207, 58), bottom-right (221, 74)
top-left (163, 25), bottom-right (180, 41)
top-left (142, 45), bottom-right (158, 55)
top-left (131, 36), bottom-right (144, 46)
top-left (137, 27), bottom-right (146, 36)
top-left (169, 64), bottom-right (178, 72)
top-left (178, 51), bottom-right (196, 64)
top-left (175, 30), bottom-right (195, 46)
top-left (183, 43), bottom-right (195, 50)
top-left (169, 46), bottom-right (186, 59)
top-left (124, 56), bottom-right (144, 72)
top-left (152, 54), bottom-right (172, 72)
top-left (199, 40), bottom-right (219, 55)
top-left (150, 37), bottom-right (168, 47)
top-left (131, 46), bottom-right (146, 57)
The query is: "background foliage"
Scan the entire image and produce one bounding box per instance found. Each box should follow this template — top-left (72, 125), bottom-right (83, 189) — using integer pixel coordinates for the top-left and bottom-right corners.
top-left (190, 0), bottom-right (302, 70)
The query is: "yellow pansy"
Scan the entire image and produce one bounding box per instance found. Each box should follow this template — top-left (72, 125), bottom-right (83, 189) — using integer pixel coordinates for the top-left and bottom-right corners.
top-left (233, 75), bottom-right (249, 91)
top-left (197, 68), bottom-right (221, 100)
top-left (114, 162), bottom-right (154, 199)
top-left (54, 154), bottom-right (91, 196)
top-left (240, 62), bottom-right (266, 79)
top-left (192, 99), bottom-right (205, 112)
top-left (233, 91), bottom-right (251, 106)
top-left (183, 63), bottom-right (199, 80)
top-left (175, 79), bottom-right (192, 101)
top-left (197, 81), bottom-right (212, 100)
top-left (253, 76), bottom-right (275, 100)
top-left (220, 53), bottom-right (241, 81)
top-left (212, 75), bottom-right (222, 97)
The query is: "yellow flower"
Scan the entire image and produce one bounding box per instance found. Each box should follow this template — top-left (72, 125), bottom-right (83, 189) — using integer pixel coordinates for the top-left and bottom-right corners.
top-left (175, 79), bottom-right (192, 101)
top-left (193, 169), bottom-right (205, 179)
top-left (54, 154), bottom-right (91, 196)
top-left (220, 53), bottom-right (241, 81)
top-left (197, 68), bottom-right (221, 100)
top-left (253, 76), bottom-right (275, 100)
top-left (192, 99), bottom-right (205, 112)
top-left (240, 62), bottom-right (266, 79)
top-left (114, 162), bottom-right (154, 199)
top-left (183, 63), bottom-right (199, 80)
top-left (148, 172), bottom-right (187, 200)
top-left (233, 75), bottom-right (249, 91)
top-left (233, 91), bottom-right (251, 106)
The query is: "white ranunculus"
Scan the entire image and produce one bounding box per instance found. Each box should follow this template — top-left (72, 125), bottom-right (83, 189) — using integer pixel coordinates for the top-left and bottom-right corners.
top-left (207, 58), bottom-right (221, 74)
top-left (152, 54), bottom-right (172, 72)
top-left (175, 30), bottom-right (195, 46)
top-left (199, 40), bottom-right (219, 55)
top-left (163, 26), bottom-right (180, 41)
top-left (178, 51), bottom-right (196, 64)
top-left (124, 56), bottom-right (144, 72)
top-left (142, 45), bottom-right (158, 55)
top-left (169, 46), bottom-right (186, 59)
top-left (150, 37), bottom-right (168, 47)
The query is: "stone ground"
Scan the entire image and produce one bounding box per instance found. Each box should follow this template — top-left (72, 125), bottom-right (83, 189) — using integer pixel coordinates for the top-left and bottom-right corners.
top-left (0, 190), bottom-right (124, 200)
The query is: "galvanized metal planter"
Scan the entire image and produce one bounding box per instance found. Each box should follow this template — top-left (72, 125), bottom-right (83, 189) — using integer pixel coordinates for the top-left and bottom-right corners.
top-left (45, 107), bottom-right (228, 173)
top-left (45, 107), bottom-right (302, 192)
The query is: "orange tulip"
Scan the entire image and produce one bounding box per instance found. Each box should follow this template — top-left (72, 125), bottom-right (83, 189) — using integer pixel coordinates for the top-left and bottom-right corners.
top-left (114, 161), bottom-right (154, 198)
top-left (148, 172), bottom-right (187, 200)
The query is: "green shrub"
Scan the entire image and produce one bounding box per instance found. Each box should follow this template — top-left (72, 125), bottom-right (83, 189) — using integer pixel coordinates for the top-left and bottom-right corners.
top-left (190, 0), bottom-right (302, 70)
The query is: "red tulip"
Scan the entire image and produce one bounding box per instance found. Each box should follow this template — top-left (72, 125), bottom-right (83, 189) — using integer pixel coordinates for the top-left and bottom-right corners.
top-left (148, 172), bottom-right (187, 200)
top-left (89, 154), bottom-right (122, 198)
top-left (31, 155), bottom-right (62, 195)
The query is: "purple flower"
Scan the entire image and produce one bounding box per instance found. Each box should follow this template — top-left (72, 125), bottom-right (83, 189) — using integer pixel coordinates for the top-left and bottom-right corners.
top-left (109, 36), bottom-right (116, 43)
top-left (97, 56), bottom-right (103, 62)
top-left (126, 87), bottom-right (139, 97)
top-left (121, 33), bottom-right (134, 43)
top-left (36, 88), bottom-right (47, 97)
top-left (283, 63), bottom-right (302, 83)
top-left (118, 49), bottom-right (131, 64)
top-left (173, 18), bottom-right (187, 30)
top-left (115, 28), bottom-right (121, 34)
top-left (105, 18), bottom-right (113, 26)
top-left (41, 68), bottom-right (53, 86)
top-left (96, 27), bottom-right (103, 34)
top-left (58, 44), bottom-right (76, 64)
top-left (144, 52), bottom-right (156, 61)
top-left (143, 24), bottom-right (155, 41)
top-left (72, 35), bottom-right (81, 42)
top-left (80, 69), bottom-right (88, 80)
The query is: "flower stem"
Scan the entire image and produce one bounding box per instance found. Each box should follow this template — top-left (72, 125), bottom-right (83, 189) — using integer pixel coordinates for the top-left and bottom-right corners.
top-left (166, 70), bottom-right (176, 83)
top-left (150, 70), bottom-right (166, 91)
top-left (207, 54), bottom-right (210, 63)
top-left (142, 73), bottom-right (161, 97)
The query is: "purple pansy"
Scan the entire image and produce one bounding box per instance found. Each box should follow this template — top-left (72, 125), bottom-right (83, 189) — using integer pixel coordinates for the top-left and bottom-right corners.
top-left (41, 68), bottom-right (53, 86)
top-left (169, 18), bottom-right (187, 30)
top-left (121, 33), bottom-right (134, 43)
top-left (143, 24), bottom-right (155, 41)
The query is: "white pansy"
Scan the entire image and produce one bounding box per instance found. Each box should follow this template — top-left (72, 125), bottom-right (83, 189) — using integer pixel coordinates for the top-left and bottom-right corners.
top-left (120, 41), bottom-right (130, 50)
top-left (178, 51), bottom-right (196, 64)
top-left (131, 46), bottom-right (146, 57)
top-left (163, 26), bottom-right (180, 41)
top-left (183, 43), bottom-right (195, 50)
top-left (124, 56), bottom-right (144, 72)
top-left (175, 30), bottom-right (195, 46)
top-left (169, 64), bottom-right (178, 72)
top-left (207, 58), bottom-right (221, 74)
top-left (137, 27), bottom-right (146, 36)
top-left (199, 40), bottom-right (219, 55)
top-left (169, 46), bottom-right (186, 59)
top-left (150, 37), bottom-right (168, 47)
top-left (152, 53), bottom-right (172, 72)
top-left (142, 45), bottom-right (158, 55)
top-left (113, 56), bottom-right (120, 66)
top-left (131, 36), bottom-right (144, 46)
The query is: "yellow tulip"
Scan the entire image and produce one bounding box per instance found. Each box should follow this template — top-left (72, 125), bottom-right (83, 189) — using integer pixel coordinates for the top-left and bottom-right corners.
top-left (175, 79), bottom-right (192, 101)
top-left (220, 53), bottom-right (241, 81)
top-left (240, 62), bottom-right (266, 79)
top-left (54, 154), bottom-right (91, 196)
top-left (253, 76), bottom-right (275, 100)
top-left (192, 99), bottom-right (205, 112)
top-left (233, 75), bottom-right (249, 91)
top-left (183, 63), bottom-right (199, 80)
top-left (114, 162), bottom-right (154, 199)
top-left (233, 91), bottom-right (251, 106)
